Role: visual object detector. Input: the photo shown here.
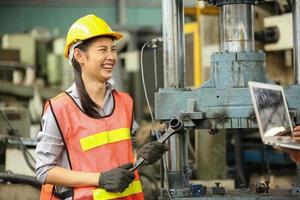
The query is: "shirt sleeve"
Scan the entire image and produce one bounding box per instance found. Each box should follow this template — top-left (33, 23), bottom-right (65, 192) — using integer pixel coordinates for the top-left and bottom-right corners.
top-left (35, 107), bottom-right (65, 183)
top-left (131, 119), bottom-right (139, 148)
top-left (132, 120), bottom-right (139, 134)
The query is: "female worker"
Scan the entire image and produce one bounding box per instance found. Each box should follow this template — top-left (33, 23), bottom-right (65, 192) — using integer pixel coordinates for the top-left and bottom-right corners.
top-left (35, 14), bottom-right (167, 200)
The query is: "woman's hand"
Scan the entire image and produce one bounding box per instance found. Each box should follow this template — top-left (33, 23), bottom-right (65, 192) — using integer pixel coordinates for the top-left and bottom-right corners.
top-left (293, 125), bottom-right (300, 142)
top-left (273, 125), bottom-right (300, 164)
top-left (137, 142), bottom-right (168, 164)
top-left (99, 163), bottom-right (135, 192)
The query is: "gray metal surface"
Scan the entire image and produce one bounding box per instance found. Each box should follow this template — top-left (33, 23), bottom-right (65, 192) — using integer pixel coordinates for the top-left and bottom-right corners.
top-left (220, 4), bottom-right (254, 52)
top-left (156, 86), bottom-right (300, 129)
top-left (293, 0), bottom-right (300, 85)
top-left (162, 0), bottom-right (189, 197)
top-left (155, 50), bottom-right (300, 127)
top-left (156, 90), bottom-right (256, 130)
top-left (155, 52), bottom-right (271, 127)
top-left (162, 0), bottom-right (185, 88)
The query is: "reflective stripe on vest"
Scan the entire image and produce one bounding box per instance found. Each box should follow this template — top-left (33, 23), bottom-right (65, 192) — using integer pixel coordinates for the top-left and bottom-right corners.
top-left (80, 128), bottom-right (131, 151)
top-left (93, 180), bottom-right (142, 200)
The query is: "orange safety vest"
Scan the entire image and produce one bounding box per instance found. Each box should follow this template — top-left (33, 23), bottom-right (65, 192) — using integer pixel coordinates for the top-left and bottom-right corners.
top-left (40, 91), bottom-right (144, 200)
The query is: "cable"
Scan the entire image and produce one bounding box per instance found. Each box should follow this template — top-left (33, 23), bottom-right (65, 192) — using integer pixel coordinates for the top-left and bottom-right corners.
top-left (0, 109), bottom-right (36, 172)
top-left (141, 40), bottom-right (172, 199)
top-left (162, 156), bottom-right (172, 200)
top-left (155, 131), bottom-right (172, 200)
top-left (0, 172), bottom-right (41, 189)
top-left (140, 42), bottom-right (155, 128)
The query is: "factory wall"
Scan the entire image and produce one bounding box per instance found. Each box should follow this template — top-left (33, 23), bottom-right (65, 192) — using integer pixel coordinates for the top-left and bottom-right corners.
top-left (0, 5), bottom-right (161, 35)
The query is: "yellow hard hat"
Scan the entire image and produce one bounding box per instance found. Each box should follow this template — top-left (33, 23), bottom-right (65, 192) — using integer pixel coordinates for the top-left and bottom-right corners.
top-left (64, 14), bottom-right (123, 58)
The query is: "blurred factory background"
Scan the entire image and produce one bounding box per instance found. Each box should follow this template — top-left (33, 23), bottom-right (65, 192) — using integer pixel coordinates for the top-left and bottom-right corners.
top-left (0, 0), bottom-right (299, 199)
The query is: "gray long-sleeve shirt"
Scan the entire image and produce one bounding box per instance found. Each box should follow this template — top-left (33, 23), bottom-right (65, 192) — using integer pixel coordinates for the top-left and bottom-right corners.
top-left (35, 82), bottom-right (138, 197)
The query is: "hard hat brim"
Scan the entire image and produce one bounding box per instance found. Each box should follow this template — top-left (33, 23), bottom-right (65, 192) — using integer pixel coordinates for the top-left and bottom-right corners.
top-left (64, 31), bottom-right (123, 58)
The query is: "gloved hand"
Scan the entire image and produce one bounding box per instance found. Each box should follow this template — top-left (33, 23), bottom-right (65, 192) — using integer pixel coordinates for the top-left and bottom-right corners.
top-left (137, 141), bottom-right (169, 164)
top-left (99, 163), bottom-right (135, 192)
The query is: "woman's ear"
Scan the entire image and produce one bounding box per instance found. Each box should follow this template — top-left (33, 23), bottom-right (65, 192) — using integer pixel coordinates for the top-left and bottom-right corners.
top-left (73, 48), bottom-right (85, 64)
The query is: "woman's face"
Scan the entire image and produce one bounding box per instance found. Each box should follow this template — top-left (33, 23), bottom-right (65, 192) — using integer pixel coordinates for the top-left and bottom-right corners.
top-left (80, 37), bottom-right (117, 83)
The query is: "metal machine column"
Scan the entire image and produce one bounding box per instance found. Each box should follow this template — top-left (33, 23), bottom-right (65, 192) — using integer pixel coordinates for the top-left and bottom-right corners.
top-left (162, 0), bottom-right (185, 88)
top-left (293, 0), bottom-right (300, 84)
top-left (161, 0), bottom-right (190, 197)
top-left (220, 4), bottom-right (254, 52)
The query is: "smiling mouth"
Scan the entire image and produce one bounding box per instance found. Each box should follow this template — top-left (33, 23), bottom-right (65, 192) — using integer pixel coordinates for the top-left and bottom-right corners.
top-left (102, 64), bottom-right (113, 69)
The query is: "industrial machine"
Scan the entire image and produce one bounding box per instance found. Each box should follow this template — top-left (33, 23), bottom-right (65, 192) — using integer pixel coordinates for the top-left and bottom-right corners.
top-left (154, 0), bottom-right (300, 199)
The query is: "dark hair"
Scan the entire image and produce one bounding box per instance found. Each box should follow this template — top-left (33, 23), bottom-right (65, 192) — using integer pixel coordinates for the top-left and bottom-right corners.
top-left (71, 37), bottom-right (100, 118)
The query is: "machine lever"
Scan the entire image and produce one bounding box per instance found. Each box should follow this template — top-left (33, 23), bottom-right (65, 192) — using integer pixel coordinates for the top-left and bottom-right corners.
top-left (129, 118), bottom-right (183, 171)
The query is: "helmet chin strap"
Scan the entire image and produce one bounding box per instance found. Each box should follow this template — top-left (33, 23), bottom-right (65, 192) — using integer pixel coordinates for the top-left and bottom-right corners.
top-left (68, 40), bottom-right (83, 65)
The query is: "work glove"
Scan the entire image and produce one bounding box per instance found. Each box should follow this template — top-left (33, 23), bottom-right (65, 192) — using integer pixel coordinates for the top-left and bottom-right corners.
top-left (99, 163), bottom-right (135, 193)
top-left (137, 141), bottom-right (169, 164)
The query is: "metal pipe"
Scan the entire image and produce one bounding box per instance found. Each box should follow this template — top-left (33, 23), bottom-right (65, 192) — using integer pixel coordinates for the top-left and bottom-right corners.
top-left (162, 0), bottom-right (186, 170)
top-left (162, 0), bottom-right (188, 193)
top-left (117, 0), bottom-right (127, 26)
top-left (293, 0), bottom-right (300, 84)
top-left (220, 4), bottom-right (254, 52)
top-left (167, 131), bottom-right (189, 190)
top-left (168, 134), bottom-right (185, 171)
top-left (162, 0), bottom-right (186, 88)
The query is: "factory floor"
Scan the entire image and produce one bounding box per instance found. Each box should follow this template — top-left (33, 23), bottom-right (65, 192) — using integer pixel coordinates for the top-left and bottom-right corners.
top-left (0, 184), bottom-right (40, 200)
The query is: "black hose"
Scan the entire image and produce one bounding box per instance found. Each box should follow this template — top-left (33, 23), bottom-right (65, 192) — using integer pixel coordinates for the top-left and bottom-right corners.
top-left (0, 109), bottom-right (36, 172)
top-left (0, 172), bottom-right (41, 189)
